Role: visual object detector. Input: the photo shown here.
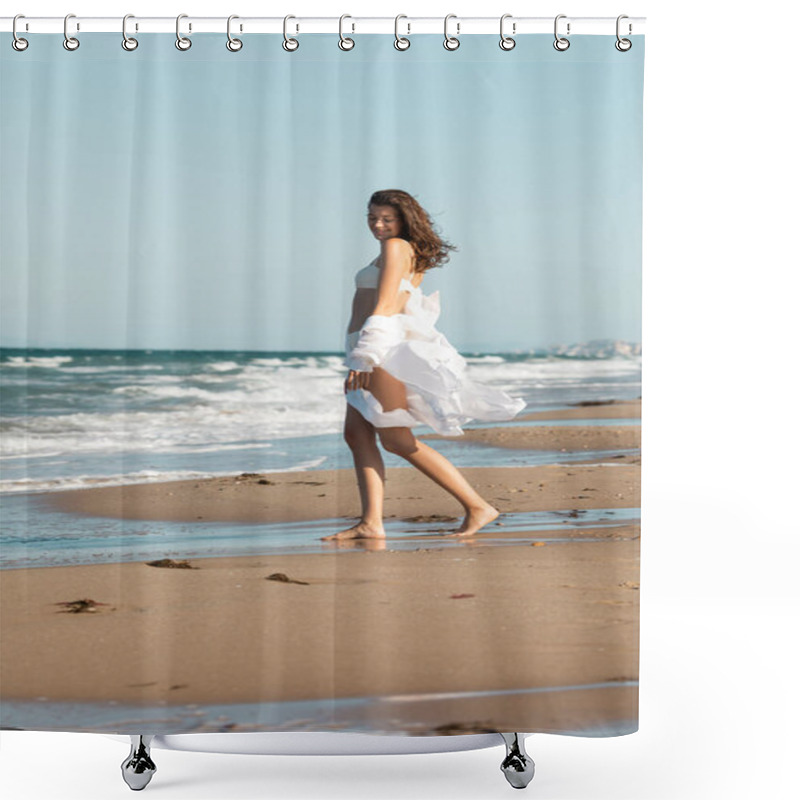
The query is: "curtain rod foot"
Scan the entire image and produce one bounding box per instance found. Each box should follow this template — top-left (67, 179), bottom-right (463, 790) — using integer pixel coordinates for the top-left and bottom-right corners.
top-left (500, 733), bottom-right (535, 789)
top-left (121, 735), bottom-right (157, 791)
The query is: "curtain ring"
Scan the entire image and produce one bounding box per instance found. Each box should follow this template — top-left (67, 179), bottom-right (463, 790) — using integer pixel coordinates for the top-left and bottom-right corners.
top-left (499, 14), bottom-right (516, 50)
top-left (63, 13), bottom-right (80, 51)
top-left (443, 14), bottom-right (460, 51)
top-left (227, 15), bottom-right (243, 52)
top-left (176, 14), bottom-right (191, 50)
top-left (394, 15), bottom-right (410, 50)
top-left (122, 15), bottom-right (138, 51)
top-left (12, 14), bottom-right (29, 52)
top-left (615, 15), bottom-right (632, 51)
top-left (339, 15), bottom-right (355, 50)
top-left (283, 15), bottom-right (299, 51)
top-left (553, 14), bottom-right (570, 51)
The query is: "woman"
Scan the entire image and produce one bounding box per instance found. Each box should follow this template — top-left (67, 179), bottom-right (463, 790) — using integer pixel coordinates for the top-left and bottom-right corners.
top-left (323, 189), bottom-right (525, 542)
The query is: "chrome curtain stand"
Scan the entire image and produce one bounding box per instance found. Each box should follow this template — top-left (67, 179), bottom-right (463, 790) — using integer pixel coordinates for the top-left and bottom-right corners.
top-left (121, 732), bottom-right (535, 791)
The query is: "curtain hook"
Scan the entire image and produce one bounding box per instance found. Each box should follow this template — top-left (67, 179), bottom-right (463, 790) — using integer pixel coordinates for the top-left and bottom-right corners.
top-left (63, 13), bottom-right (80, 51)
top-left (283, 15), bottom-right (299, 51)
top-left (227, 15), bottom-right (243, 52)
top-left (443, 14), bottom-right (460, 51)
top-left (394, 14), bottom-right (410, 50)
top-left (553, 14), bottom-right (570, 51)
top-left (175, 14), bottom-right (191, 50)
top-left (12, 14), bottom-right (29, 51)
top-left (615, 15), bottom-right (632, 51)
top-left (499, 14), bottom-right (516, 50)
top-left (339, 14), bottom-right (355, 51)
top-left (122, 15), bottom-right (138, 51)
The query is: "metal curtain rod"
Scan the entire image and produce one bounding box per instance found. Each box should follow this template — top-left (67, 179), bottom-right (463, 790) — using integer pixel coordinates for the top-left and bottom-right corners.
top-left (1, 16), bottom-right (646, 36)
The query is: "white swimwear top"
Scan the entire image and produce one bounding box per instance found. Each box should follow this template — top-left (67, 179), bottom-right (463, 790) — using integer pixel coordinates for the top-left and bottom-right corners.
top-left (354, 257), bottom-right (419, 295)
top-left (345, 256), bottom-right (526, 435)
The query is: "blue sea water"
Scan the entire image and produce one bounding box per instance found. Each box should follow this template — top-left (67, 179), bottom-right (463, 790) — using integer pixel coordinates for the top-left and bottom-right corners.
top-left (0, 347), bottom-right (640, 494)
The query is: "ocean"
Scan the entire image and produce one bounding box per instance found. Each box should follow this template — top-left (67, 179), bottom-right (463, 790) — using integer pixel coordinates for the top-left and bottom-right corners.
top-left (0, 347), bottom-right (641, 496)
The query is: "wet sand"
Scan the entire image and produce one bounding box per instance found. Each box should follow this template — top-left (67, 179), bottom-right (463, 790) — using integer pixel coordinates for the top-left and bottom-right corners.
top-left (422, 398), bottom-right (641, 451)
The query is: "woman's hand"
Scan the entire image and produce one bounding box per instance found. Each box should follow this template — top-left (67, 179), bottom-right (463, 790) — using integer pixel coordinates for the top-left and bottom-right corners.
top-left (345, 369), bottom-right (371, 393)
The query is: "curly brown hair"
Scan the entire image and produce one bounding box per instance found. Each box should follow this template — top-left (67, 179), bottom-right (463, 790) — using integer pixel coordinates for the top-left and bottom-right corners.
top-left (368, 189), bottom-right (457, 274)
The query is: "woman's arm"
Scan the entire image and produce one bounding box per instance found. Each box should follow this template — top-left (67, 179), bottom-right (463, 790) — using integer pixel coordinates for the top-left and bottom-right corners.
top-left (344, 314), bottom-right (402, 375)
top-left (343, 238), bottom-right (412, 384)
top-left (371, 238), bottom-right (413, 316)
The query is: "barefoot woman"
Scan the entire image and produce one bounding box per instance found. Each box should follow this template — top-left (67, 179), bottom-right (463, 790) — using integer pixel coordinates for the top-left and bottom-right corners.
top-left (323, 189), bottom-right (525, 542)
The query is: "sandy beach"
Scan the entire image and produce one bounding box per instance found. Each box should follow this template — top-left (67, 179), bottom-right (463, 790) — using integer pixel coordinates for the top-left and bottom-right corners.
top-left (0, 400), bottom-right (640, 734)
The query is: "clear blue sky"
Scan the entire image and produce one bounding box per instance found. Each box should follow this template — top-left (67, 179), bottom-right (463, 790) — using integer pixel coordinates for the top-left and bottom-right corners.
top-left (1, 33), bottom-right (644, 353)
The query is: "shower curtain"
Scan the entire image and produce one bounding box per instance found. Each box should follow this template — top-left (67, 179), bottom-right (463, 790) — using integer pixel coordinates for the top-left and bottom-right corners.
top-left (0, 25), bottom-right (644, 738)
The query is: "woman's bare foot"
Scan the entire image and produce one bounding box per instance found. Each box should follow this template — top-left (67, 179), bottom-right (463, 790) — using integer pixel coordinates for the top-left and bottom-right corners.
top-left (321, 521), bottom-right (386, 541)
top-left (445, 504), bottom-right (500, 537)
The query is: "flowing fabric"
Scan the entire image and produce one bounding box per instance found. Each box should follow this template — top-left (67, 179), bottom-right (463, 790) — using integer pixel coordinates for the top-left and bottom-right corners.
top-left (344, 279), bottom-right (526, 435)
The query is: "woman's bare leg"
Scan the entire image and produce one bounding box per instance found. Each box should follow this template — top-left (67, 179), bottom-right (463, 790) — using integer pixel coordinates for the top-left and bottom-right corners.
top-left (322, 404), bottom-right (386, 540)
top-left (368, 368), bottom-right (499, 536)
top-left (379, 430), bottom-right (499, 535)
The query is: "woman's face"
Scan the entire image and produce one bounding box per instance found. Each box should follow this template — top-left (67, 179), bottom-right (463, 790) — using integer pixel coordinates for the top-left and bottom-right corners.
top-left (367, 204), bottom-right (403, 241)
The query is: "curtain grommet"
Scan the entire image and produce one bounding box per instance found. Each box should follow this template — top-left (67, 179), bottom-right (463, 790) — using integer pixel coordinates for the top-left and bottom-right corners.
top-left (443, 14), bottom-right (460, 51)
top-left (283, 15), bottom-right (299, 51)
top-left (122, 15), bottom-right (138, 51)
top-left (12, 14), bottom-right (29, 51)
top-left (63, 13), bottom-right (80, 51)
top-left (615, 15), bottom-right (633, 51)
top-left (175, 14), bottom-right (192, 51)
top-left (338, 15), bottom-right (355, 51)
top-left (226, 15), bottom-right (243, 52)
top-left (394, 15), bottom-right (410, 50)
top-left (499, 14), bottom-right (516, 51)
top-left (553, 14), bottom-right (570, 51)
